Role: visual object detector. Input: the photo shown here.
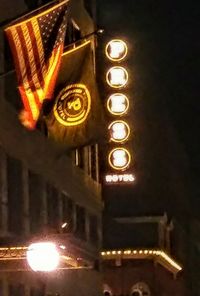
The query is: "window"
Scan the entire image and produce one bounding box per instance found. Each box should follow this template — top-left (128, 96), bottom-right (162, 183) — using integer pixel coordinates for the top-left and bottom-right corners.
top-left (76, 147), bottom-right (85, 170)
top-left (29, 171), bottom-right (43, 234)
top-left (61, 193), bottom-right (74, 233)
top-left (24, 0), bottom-right (39, 10)
top-left (103, 285), bottom-right (112, 296)
top-left (9, 284), bottom-right (25, 296)
top-left (0, 281), bottom-right (3, 296)
top-left (65, 19), bottom-right (81, 45)
top-left (30, 285), bottom-right (45, 296)
top-left (4, 38), bottom-right (22, 110)
top-left (90, 144), bottom-right (98, 181)
top-left (130, 283), bottom-right (151, 296)
top-left (75, 205), bottom-right (86, 239)
top-left (7, 155), bottom-right (23, 235)
top-left (46, 183), bottom-right (60, 233)
top-left (84, 0), bottom-right (95, 18)
top-left (89, 214), bottom-right (99, 245)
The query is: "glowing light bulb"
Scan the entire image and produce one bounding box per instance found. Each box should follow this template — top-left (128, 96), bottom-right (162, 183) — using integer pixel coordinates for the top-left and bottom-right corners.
top-left (27, 242), bottom-right (60, 272)
top-left (106, 67), bottom-right (128, 88)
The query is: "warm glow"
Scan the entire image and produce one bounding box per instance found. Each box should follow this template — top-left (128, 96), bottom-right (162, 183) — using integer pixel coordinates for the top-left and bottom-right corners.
top-left (101, 249), bottom-right (182, 273)
top-left (106, 67), bottom-right (128, 88)
top-left (107, 93), bottom-right (129, 115)
top-left (105, 39), bottom-right (128, 61)
top-left (108, 147), bottom-right (131, 170)
top-left (61, 222), bottom-right (68, 228)
top-left (27, 242), bottom-right (60, 272)
top-left (109, 120), bottom-right (130, 142)
top-left (105, 173), bottom-right (135, 183)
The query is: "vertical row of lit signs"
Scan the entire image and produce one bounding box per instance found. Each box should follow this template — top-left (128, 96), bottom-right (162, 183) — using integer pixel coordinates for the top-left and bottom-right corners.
top-left (105, 39), bottom-right (135, 184)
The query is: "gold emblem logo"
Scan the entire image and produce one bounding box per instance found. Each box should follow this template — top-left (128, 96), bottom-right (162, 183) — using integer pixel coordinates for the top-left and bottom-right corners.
top-left (54, 84), bottom-right (91, 126)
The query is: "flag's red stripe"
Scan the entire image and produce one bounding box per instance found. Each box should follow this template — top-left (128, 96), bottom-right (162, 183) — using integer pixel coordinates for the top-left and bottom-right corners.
top-left (45, 45), bottom-right (63, 99)
top-left (5, 29), bottom-right (35, 125)
top-left (26, 21), bottom-right (45, 89)
top-left (5, 30), bottom-right (24, 86)
top-left (16, 26), bottom-right (41, 109)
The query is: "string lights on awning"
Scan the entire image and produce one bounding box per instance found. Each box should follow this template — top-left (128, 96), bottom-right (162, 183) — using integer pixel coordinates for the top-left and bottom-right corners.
top-left (101, 249), bottom-right (182, 274)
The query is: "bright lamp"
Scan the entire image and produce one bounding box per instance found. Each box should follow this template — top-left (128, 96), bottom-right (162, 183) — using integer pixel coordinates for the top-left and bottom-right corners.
top-left (27, 242), bottom-right (60, 272)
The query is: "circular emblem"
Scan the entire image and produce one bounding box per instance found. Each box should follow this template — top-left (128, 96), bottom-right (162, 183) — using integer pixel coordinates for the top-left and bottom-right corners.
top-left (54, 84), bottom-right (91, 126)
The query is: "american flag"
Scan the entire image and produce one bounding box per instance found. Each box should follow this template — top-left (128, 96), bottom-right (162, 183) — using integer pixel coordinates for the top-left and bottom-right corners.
top-left (5, 0), bottom-right (68, 129)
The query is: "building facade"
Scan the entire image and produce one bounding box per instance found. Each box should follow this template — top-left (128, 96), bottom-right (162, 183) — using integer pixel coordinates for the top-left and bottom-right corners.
top-left (96, 0), bottom-right (200, 294)
top-left (101, 215), bottom-right (186, 296)
top-left (0, 0), bottom-right (102, 295)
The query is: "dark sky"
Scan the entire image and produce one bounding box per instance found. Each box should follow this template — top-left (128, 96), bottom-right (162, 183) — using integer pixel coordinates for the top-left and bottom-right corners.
top-left (97, 1), bottom-right (200, 216)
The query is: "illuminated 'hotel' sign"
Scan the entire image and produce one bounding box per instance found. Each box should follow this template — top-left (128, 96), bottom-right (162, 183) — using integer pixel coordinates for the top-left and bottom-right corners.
top-left (105, 39), bottom-right (134, 184)
top-left (105, 174), bottom-right (135, 183)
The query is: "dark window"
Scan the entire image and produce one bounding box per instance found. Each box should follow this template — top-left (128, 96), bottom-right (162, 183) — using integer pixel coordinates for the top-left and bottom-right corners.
top-left (9, 284), bottom-right (25, 296)
top-left (104, 291), bottom-right (111, 296)
top-left (65, 19), bottom-right (81, 45)
top-left (89, 214), bottom-right (99, 245)
top-left (29, 171), bottom-right (43, 234)
top-left (0, 281), bottom-right (3, 296)
top-left (75, 205), bottom-right (86, 239)
top-left (4, 38), bottom-right (14, 73)
top-left (77, 147), bottom-right (85, 170)
top-left (7, 156), bottom-right (23, 235)
top-left (84, 0), bottom-right (95, 18)
top-left (24, 0), bottom-right (39, 10)
top-left (91, 144), bottom-right (98, 181)
top-left (4, 38), bottom-right (22, 110)
top-left (61, 193), bottom-right (73, 233)
top-left (46, 183), bottom-right (60, 233)
top-left (30, 285), bottom-right (45, 296)
top-left (132, 292), bottom-right (141, 296)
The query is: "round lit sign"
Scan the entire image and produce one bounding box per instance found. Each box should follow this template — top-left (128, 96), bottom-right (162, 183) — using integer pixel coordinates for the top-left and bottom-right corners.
top-left (108, 147), bottom-right (131, 170)
top-left (106, 67), bottom-right (128, 88)
top-left (109, 120), bottom-right (130, 143)
top-left (54, 84), bottom-right (91, 126)
top-left (107, 93), bottom-right (129, 115)
top-left (105, 39), bottom-right (128, 61)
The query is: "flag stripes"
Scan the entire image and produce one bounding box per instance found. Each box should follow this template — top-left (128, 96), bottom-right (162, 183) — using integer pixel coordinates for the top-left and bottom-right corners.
top-left (5, 0), bottom-right (68, 129)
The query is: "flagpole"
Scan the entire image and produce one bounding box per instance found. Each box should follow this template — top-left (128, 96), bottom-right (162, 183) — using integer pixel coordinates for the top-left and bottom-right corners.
top-left (63, 28), bottom-right (104, 51)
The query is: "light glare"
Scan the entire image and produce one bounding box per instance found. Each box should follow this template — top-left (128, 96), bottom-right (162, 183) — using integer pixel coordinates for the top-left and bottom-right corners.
top-left (27, 242), bottom-right (60, 272)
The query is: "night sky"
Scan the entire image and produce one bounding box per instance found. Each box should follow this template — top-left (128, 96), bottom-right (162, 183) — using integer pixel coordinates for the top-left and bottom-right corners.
top-left (97, 1), bottom-right (200, 217)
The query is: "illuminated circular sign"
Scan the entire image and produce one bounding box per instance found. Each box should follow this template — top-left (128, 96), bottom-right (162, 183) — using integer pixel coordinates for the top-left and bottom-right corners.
top-left (105, 39), bottom-right (128, 62)
top-left (108, 147), bottom-right (131, 171)
top-left (106, 67), bottom-right (128, 88)
top-left (108, 120), bottom-right (130, 143)
top-left (107, 93), bottom-right (129, 115)
top-left (54, 84), bottom-right (91, 126)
